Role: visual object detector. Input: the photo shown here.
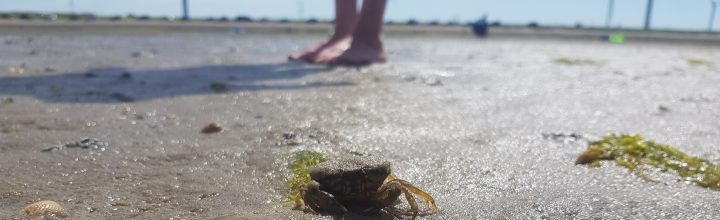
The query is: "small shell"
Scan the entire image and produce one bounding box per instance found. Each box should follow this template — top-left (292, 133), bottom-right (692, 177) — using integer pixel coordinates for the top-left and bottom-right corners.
top-left (23, 200), bottom-right (69, 218)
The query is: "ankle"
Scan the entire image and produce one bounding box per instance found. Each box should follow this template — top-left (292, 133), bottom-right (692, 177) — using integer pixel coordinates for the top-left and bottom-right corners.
top-left (328, 34), bottom-right (353, 43)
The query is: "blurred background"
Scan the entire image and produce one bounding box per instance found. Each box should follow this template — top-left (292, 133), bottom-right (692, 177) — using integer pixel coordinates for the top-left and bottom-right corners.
top-left (0, 0), bottom-right (718, 32)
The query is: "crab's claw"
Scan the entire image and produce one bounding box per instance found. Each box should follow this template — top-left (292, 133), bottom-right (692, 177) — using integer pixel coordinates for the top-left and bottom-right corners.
top-left (302, 181), bottom-right (349, 214)
top-left (372, 180), bottom-right (403, 212)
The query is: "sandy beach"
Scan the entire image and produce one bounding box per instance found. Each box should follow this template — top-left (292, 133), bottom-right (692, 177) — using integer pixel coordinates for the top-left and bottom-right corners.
top-left (1, 21), bottom-right (720, 219)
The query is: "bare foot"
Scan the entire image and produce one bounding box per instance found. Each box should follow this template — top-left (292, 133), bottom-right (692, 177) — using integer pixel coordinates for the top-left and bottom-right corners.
top-left (328, 40), bottom-right (387, 66)
top-left (288, 44), bottom-right (323, 61)
top-left (288, 37), bottom-right (352, 63)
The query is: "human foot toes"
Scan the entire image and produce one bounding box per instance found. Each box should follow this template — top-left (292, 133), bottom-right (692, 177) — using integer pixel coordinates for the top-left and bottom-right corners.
top-left (310, 45), bottom-right (350, 64)
top-left (327, 42), bottom-right (387, 66)
top-left (288, 44), bottom-right (322, 61)
top-left (288, 37), bottom-right (352, 63)
top-left (307, 38), bottom-right (352, 64)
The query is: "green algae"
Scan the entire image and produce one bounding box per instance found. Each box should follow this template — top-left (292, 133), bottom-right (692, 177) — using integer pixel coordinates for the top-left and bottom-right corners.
top-left (687, 59), bottom-right (713, 68)
top-left (576, 134), bottom-right (720, 190)
top-left (286, 150), bottom-right (326, 201)
top-left (553, 58), bottom-right (603, 66)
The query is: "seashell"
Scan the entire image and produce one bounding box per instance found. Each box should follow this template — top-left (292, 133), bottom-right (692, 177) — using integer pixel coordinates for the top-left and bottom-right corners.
top-left (23, 200), bottom-right (69, 218)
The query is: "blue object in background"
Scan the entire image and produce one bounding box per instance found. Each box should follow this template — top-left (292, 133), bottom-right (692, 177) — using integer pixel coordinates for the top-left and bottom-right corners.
top-left (472, 16), bottom-right (488, 37)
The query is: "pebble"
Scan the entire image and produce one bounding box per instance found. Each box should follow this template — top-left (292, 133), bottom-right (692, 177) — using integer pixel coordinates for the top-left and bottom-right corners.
top-left (110, 93), bottom-right (135, 102)
top-left (282, 132), bottom-right (296, 139)
top-left (201, 123), bottom-right (223, 134)
top-left (120, 72), bottom-right (133, 79)
top-left (210, 82), bottom-right (229, 93)
top-left (131, 51), bottom-right (155, 58)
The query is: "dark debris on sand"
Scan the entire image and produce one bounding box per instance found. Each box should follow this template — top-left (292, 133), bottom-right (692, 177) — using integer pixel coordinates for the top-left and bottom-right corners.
top-left (42, 138), bottom-right (109, 152)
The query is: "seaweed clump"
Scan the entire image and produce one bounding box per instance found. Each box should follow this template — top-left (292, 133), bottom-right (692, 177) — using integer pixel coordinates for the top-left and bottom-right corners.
top-left (687, 59), bottom-right (713, 68)
top-left (553, 58), bottom-right (603, 66)
top-left (576, 134), bottom-right (720, 190)
top-left (286, 150), bottom-right (326, 202)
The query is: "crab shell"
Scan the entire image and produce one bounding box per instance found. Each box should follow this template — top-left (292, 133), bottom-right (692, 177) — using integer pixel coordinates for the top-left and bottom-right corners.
top-left (308, 156), bottom-right (395, 212)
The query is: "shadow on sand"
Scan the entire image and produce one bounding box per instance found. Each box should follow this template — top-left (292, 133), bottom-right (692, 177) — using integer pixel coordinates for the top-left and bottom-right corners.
top-left (0, 63), bottom-right (351, 103)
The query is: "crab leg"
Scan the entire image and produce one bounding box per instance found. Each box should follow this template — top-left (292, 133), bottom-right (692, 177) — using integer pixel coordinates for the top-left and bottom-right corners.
top-left (400, 184), bottom-right (420, 214)
top-left (396, 179), bottom-right (438, 211)
top-left (387, 174), bottom-right (438, 211)
top-left (294, 192), bottom-right (304, 210)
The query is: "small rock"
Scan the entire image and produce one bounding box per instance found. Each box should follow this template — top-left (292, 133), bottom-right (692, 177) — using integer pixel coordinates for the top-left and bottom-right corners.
top-left (199, 192), bottom-right (220, 200)
top-left (23, 200), bottom-right (69, 218)
top-left (190, 207), bottom-right (207, 214)
top-left (110, 93), bottom-right (134, 102)
top-left (83, 91), bottom-right (100, 96)
top-left (209, 82), bottom-right (229, 93)
top-left (120, 72), bottom-right (132, 79)
top-left (201, 123), bottom-right (223, 134)
top-left (131, 51), bottom-right (154, 58)
top-left (110, 202), bottom-right (130, 207)
top-left (658, 105), bottom-right (670, 113)
top-left (83, 72), bottom-right (97, 78)
top-left (282, 132), bottom-right (296, 139)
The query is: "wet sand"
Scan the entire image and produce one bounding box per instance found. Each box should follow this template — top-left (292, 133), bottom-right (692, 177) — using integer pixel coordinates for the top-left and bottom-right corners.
top-left (1, 24), bottom-right (720, 219)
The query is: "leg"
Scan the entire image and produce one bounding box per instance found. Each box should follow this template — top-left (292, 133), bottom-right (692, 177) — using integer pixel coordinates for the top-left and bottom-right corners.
top-left (288, 0), bottom-right (357, 63)
top-left (387, 175), bottom-right (438, 213)
top-left (329, 0), bottom-right (388, 66)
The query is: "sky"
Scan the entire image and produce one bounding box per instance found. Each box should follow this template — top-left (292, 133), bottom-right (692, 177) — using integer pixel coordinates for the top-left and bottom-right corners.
top-left (0, 0), bottom-right (718, 31)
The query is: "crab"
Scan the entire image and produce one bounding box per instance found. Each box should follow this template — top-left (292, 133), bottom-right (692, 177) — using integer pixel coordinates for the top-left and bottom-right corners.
top-left (294, 156), bottom-right (438, 216)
